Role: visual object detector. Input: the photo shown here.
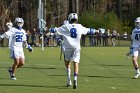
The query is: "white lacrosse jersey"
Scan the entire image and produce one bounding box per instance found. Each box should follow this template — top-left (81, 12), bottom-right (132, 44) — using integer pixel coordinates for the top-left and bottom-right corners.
top-left (5, 27), bottom-right (27, 50)
top-left (56, 24), bottom-right (89, 49)
top-left (131, 28), bottom-right (140, 47)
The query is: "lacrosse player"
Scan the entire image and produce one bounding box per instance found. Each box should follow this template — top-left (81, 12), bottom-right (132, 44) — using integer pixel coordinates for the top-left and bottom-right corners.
top-left (129, 17), bottom-right (140, 78)
top-left (49, 13), bottom-right (94, 89)
top-left (0, 17), bottom-right (33, 80)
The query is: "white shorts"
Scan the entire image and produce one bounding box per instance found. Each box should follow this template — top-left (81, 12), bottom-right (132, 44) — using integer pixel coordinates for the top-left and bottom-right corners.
top-left (132, 47), bottom-right (140, 57)
top-left (10, 48), bottom-right (25, 59)
top-left (63, 48), bottom-right (80, 63)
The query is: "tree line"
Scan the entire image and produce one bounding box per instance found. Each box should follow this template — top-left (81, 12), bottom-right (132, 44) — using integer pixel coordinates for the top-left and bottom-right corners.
top-left (0, 0), bottom-right (140, 34)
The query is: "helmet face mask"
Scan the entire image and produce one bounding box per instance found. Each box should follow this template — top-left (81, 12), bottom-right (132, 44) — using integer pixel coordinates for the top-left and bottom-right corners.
top-left (135, 22), bottom-right (140, 28)
top-left (68, 13), bottom-right (78, 22)
top-left (17, 22), bottom-right (24, 28)
top-left (135, 17), bottom-right (140, 28)
top-left (15, 18), bottom-right (24, 28)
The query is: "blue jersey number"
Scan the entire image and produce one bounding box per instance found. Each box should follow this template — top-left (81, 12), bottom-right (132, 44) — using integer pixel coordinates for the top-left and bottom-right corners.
top-left (135, 34), bottom-right (140, 41)
top-left (16, 35), bottom-right (23, 42)
top-left (70, 28), bottom-right (77, 38)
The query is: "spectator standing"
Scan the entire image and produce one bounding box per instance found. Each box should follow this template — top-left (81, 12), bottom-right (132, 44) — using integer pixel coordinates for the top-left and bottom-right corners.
top-left (111, 28), bottom-right (117, 46)
top-left (102, 30), bottom-right (109, 46)
top-left (88, 28), bottom-right (94, 46)
top-left (123, 32), bottom-right (128, 40)
top-left (31, 28), bottom-right (37, 46)
top-left (97, 29), bottom-right (102, 46)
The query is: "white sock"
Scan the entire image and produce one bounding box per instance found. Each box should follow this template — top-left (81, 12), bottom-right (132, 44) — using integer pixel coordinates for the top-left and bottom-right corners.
top-left (66, 68), bottom-right (71, 81)
top-left (136, 68), bottom-right (140, 73)
top-left (74, 73), bottom-right (78, 80)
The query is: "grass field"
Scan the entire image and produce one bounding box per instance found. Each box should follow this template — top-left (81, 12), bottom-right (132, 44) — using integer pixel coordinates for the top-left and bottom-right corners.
top-left (0, 47), bottom-right (140, 93)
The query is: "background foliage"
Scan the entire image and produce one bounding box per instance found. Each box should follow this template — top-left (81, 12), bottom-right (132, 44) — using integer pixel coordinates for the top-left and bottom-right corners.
top-left (0, 0), bottom-right (140, 34)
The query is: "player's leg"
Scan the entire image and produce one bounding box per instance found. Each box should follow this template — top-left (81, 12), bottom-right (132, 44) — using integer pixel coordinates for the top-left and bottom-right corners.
top-left (17, 58), bottom-right (25, 68)
top-left (132, 49), bottom-right (140, 78)
top-left (12, 58), bottom-right (19, 74)
top-left (8, 50), bottom-right (17, 80)
top-left (8, 49), bottom-right (25, 80)
top-left (8, 58), bottom-right (19, 80)
top-left (73, 62), bottom-right (78, 89)
top-left (17, 50), bottom-right (25, 68)
top-left (11, 52), bottom-right (25, 80)
top-left (132, 56), bottom-right (140, 78)
top-left (63, 49), bottom-right (72, 87)
top-left (72, 49), bottom-right (80, 89)
top-left (65, 60), bottom-right (72, 87)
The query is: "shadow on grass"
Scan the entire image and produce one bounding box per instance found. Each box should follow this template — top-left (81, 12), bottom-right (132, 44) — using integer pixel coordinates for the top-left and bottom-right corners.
top-left (0, 66), bottom-right (56, 70)
top-left (49, 74), bottom-right (66, 77)
top-left (86, 75), bottom-right (131, 79)
top-left (0, 83), bottom-right (69, 89)
top-left (22, 66), bottom-right (56, 70)
top-left (0, 77), bottom-right (10, 80)
top-left (98, 64), bottom-right (126, 67)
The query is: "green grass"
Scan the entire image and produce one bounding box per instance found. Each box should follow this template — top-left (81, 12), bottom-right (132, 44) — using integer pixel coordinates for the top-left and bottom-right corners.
top-left (0, 47), bottom-right (140, 93)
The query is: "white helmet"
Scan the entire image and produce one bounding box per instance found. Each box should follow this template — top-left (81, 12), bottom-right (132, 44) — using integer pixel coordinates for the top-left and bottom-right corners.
top-left (15, 17), bottom-right (24, 23)
top-left (68, 13), bottom-right (78, 22)
top-left (135, 17), bottom-right (140, 28)
top-left (15, 17), bottom-right (24, 28)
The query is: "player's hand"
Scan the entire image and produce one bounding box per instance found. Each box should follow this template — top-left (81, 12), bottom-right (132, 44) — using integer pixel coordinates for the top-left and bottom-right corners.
top-left (49, 28), bottom-right (56, 33)
top-left (26, 45), bottom-right (33, 52)
top-left (57, 39), bottom-right (63, 46)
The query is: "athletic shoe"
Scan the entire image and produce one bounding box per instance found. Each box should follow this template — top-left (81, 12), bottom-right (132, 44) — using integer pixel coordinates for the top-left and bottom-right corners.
top-left (11, 75), bottom-right (17, 80)
top-left (8, 67), bottom-right (17, 80)
top-left (67, 80), bottom-right (72, 87)
top-left (73, 80), bottom-right (77, 89)
top-left (134, 72), bottom-right (140, 79)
